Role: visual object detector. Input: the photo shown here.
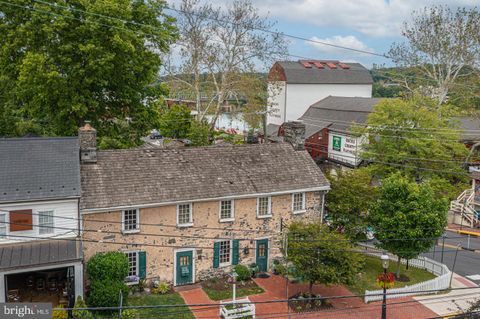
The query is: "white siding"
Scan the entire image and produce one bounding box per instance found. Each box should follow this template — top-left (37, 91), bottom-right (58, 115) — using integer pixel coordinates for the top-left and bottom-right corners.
top-left (284, 83), bottom-right (372, 122)
top-left (328, 132), bottom-right (367, 166)
top-left (267, 81), bottom-right (286, 126)
top-left (0, 199), bottom-right (79, 244)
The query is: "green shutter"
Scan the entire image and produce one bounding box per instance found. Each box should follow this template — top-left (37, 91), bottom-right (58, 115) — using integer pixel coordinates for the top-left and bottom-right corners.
top-left (213, 242), bottom-right (220, 268)
top-left (138, 251), bottom-right (146, 279)
top-left (232, 240), bottom-right (239, 265)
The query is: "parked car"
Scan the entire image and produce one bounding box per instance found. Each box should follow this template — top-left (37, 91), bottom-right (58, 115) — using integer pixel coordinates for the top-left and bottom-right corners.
top-left (150, 129), bottom-right (162, 139)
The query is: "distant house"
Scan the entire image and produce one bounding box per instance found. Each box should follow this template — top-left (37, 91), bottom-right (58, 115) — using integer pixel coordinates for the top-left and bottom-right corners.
top-left (79, 125), bottom-right (330, 287)
top-left (0, 137), bottom-right (83, 306)
top-left (284, 96), bottom-right (382, 167)
top-left (266, 60), bottom-right (373, 129)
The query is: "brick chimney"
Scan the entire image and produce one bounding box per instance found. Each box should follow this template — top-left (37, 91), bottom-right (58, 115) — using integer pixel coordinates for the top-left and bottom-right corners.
top-left (283, 121), bottom-right (305, 151)
top-left (78, 122), bottom-right (97, 163)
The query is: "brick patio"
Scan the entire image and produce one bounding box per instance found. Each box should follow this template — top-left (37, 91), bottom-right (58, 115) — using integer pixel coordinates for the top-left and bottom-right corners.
top-left (179, 274), bottom-right (439, 319)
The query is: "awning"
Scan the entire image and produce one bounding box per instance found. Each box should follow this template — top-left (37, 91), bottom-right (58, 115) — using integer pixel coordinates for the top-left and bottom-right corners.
top-left (0, 239), bottom-right (82, 272)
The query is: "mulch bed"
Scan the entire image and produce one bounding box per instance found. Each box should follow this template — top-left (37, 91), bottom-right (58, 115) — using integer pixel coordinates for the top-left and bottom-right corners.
top-left (288, 292), bottom-right (334, 313)
top-left (201, 275), bottom-right (259, 291)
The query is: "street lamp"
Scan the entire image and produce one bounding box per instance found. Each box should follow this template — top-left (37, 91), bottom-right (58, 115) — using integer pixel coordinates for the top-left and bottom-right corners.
top-left (381, 253), bottom-right (389, 319)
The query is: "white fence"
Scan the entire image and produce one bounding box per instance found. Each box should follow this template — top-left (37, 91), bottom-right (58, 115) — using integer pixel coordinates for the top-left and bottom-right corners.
top-left (359, 244), bottom-right (451, 303)
top-left (219, 298), bottom-right (256, 319)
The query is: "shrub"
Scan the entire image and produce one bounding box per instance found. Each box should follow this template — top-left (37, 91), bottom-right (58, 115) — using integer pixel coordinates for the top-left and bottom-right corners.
top-left (234, 265), bottom-right (252, 281)
top-left (273, 264), bottom-right (286, 276)
top-left (52, 305), bottom-right (68, 319)
top-left (87, 280), bottom-right (129, 308)
top-left (121, 309), bottom-right (138, 319)
top-left (151, 281), bottom-right (170, 294)
top-left (72, 296), bottom-right (94, 319)
top-left (86, 252), bottom-right (129, 282)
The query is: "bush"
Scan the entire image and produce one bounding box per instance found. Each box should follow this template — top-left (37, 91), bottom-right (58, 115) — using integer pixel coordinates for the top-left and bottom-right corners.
top-left (87, 280), bottom-right (129, 308)
top-left (234, 265), bottom-right (252, 281)
top-left (52, 305), bottom-right (68, 319)
top-left (87, 252), bottom-right (129, 282)
top-left (273, 264), bottom-right (286, 276)
top-left (120, 309), bottom-right (138, 319)
top-left (151, 281), bottom-right (170, 295)
top-left (73, 296), bottom-right (94, 319)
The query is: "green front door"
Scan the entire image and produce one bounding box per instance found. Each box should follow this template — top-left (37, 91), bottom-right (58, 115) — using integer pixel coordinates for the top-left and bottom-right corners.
top-left (176, 250), bottom-right (193, 286)
top-left (256, 239), bottom-right (269, 272)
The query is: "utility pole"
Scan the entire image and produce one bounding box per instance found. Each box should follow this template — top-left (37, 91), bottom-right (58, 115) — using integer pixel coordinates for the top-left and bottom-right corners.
top-left (441, 234), bottom-right (446, 264)
top-left (449, 244), bottom-right (461, 288)
top-left (118, 290), bottom-right (123, 319)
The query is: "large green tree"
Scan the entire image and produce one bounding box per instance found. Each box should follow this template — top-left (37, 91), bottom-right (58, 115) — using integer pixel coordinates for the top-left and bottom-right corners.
top-left (286, 221), bottom-right (364, 294)
top-left (325, 168), bottom-right (378, 240)
top-left (368, 173), bottom-right (448, 278)
top-left (361, 97), bottom-right (469, 187)
top-left (0, 0), bottom-right (177, 147)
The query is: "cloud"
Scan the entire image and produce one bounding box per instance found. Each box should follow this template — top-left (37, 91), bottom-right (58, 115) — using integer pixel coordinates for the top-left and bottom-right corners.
top-left (252, 0), bottom-right (478, 37)
top-left (308, 35), bottom-right (374, 55)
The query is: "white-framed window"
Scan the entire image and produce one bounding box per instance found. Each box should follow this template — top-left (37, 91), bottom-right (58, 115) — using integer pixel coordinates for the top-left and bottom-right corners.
top-left (122, 209), bottom-right (139, 233)
top-left (219, 240), bottom-right (231, 266)
top-left (292, 192), bottom-right (306, 213)
top-left (256, 196), bottom-right (272, 218)
top-left (38, 210), bottom-right (54, 235)
top-left (0, 213), bottom-right (7, 237)
top-left (177, 203), bottom-right (193, 226)
top-left (219, 200), bottom-right (234, 222)
top-left (125, 251), bottom-right (139, 284)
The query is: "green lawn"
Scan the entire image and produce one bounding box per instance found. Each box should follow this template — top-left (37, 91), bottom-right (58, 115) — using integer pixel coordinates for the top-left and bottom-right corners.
top-left (347, 256), bottom-right (436, 295)
top-left (203, 286), bottom-right (264, 301)
top-left (128, 293), bottom-right (195, 319)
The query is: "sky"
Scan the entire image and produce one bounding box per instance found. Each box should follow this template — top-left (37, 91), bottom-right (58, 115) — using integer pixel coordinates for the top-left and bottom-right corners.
top-left (167, 0), bottom-right (478, 69)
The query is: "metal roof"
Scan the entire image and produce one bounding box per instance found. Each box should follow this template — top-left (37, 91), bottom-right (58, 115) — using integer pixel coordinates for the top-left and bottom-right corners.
top-left (276, 61), bottom-right (373, 84)
top-left (0, 137), bottom-right (81, 203)
top-left (0, 239), bottom-right (81, 271)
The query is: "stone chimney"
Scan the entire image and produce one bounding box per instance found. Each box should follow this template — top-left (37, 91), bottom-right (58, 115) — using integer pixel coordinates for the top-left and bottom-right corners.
top-left (283, 121), bottom-right (305, 151)
top-left (78, 122), bottom-right (97, 163)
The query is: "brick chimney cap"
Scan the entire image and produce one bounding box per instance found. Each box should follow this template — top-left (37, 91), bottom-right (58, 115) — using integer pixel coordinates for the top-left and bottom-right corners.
top-left (79, 123), bottom-right (96, 132)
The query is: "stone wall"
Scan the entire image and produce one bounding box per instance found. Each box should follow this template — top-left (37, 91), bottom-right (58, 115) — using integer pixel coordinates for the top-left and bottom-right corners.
top-left (82, 191), bottom-right (325, 286)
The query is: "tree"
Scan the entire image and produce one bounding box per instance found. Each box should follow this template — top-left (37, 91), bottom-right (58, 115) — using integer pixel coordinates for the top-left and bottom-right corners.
top-left (388, 6), bottom-right (480, 105)
top-left (286, 222), bottom-right (364, 294)
top-left (158, 104), bottom-right (193, 139)
top-left (166, 0), bottom-right (287, 130)
top-left (368, 173), bottom-right (448, 278)
top-left (187, 120), bottom-right (210, 146)
top-left (0, 0), bottom-right (177, 147)
top-left (325, 168), bottom-right (378, 239)
top-left (361, 96), bottom-right (469, 186)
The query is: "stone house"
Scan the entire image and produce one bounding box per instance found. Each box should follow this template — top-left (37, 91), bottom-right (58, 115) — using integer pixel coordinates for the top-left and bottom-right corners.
top-left (79, 125), bottom-right (330, 287)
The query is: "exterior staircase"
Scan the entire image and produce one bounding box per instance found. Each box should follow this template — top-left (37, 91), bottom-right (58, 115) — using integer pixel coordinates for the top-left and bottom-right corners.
top-left (450, 189), bottom-right (480, 228)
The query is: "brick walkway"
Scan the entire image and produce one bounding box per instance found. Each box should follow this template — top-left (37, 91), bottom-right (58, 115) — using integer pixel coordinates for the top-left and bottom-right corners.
top-left (179, 274), bottom-right (438, 319)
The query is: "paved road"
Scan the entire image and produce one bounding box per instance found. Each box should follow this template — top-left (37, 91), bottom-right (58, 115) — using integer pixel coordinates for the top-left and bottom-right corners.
top-left (422, 231), bottom-right (480, 284)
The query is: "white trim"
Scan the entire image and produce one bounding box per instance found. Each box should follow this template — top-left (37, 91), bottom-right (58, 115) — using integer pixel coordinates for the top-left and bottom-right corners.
top-left (256, 196), bottom-right (272, 219)
top-left (122, 208), bottom-right (140, 233)
top-left (0, 212), bottom-right (8, 239)
top-left (124, 250), bottom-right (140, 285)
top-left (173, 248), bottom-right (196, 286)
top-left (219, 199), bottom-right (235, 223)
top-left (291, 192), bottom-right (306, 214)
top-left (0, 197), bottom-right (80, 206)
top-left (215, 239), bottom-right (233, 267)
top-left (81, 186), bottom-right (330, 214)
top-left (176, 203), bottom-right (193, 227)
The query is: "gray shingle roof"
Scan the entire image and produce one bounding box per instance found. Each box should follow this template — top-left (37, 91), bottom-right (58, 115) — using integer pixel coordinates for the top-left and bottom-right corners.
top-left (0, 137), bottom-right (81, 203)
top-left (453, 117), bottom-right (480, 142)
top-left (0, 239), bottom-right (81, 271)
top-left (299, 96), bottom-right (383, 136)
top-left (80, 143), bottom-right (329, 211)
top-left (277, 61), bottom-right (373, 84)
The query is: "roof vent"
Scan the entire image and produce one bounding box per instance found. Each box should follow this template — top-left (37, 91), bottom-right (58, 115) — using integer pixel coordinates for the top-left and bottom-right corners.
top-left (300, 60), bottom-right (313, 68)
top-left (326, 62), bottom-right (337, 69)
top-left (338, 62), bottom-right (350, 69)
top-left (312, 61), bottom-right (324, 69)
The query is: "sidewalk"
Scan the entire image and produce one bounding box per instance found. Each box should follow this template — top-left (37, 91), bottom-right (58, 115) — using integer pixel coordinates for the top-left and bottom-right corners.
top-left (447, 223), bottom-right (480, 237)
top-left (414, 273), bottom-right (480, 317)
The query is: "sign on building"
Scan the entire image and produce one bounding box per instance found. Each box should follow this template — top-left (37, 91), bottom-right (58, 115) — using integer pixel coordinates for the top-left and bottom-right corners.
top-left (332, 136), bottom-right (342, 151)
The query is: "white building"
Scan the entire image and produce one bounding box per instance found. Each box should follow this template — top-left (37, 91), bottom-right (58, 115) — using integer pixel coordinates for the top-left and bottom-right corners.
top-left (267, 60), bottom-right (373, 127)
top-left (0, 137), bottom-right (83, 307)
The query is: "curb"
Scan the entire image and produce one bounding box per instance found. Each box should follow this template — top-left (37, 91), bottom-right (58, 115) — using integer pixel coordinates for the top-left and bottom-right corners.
top-left (446, 228), bottom-right (480, 237)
